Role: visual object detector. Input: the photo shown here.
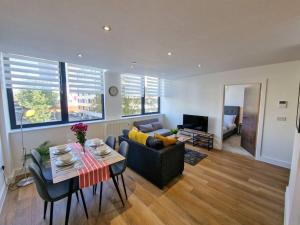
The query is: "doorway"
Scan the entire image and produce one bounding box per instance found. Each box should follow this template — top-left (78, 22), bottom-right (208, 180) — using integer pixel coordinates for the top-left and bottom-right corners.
top-left (222, 83), bottom-right (261, 157)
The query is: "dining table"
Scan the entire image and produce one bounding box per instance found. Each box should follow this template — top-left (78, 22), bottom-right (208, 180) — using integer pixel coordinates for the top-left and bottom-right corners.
top-left (49, 138), bottom-right (126, 225)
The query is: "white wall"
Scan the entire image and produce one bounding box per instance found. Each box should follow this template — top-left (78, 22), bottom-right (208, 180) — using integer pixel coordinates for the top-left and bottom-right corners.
top-left (285, 130), bottom-right (300, 225)
top-left (224, 84), bottom-right (249, 123)
top-left (161, 60), bottom-right (300, 168)
top-left (224, 85), bottom-right (247, 107)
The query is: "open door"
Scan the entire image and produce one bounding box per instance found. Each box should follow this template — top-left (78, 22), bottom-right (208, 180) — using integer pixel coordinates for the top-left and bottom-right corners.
top-left (241, 84), bottom-right (261, 156)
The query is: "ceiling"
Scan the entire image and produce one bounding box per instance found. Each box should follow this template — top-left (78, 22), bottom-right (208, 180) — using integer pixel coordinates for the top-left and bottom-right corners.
top-left (1, 0), bottom-right (300, 79)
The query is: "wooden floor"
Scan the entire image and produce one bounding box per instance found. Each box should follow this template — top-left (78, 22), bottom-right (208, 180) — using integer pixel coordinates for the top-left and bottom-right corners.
top-left (0, 145), bottom-right (290, 225)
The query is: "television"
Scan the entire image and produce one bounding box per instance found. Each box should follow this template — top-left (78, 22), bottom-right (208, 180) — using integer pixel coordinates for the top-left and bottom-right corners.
top-left (182, 114), bottom-right (208, 132)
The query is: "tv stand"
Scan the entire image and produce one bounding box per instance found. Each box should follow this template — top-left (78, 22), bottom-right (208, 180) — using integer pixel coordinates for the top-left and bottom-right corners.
top-left (179, 128), bottom-right (214, 150)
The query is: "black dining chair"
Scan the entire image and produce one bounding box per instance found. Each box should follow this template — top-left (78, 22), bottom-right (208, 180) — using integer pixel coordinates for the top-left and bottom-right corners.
top-left (98, 141), bottom-right (129, 212)
top-left (93, 136), bottom-right (117, 194)
top-left (31, 149), bottom-right (53, 182)
top-left (29, 163), bottom-right (88, 225)
top-left (31, 149), bottom-right (80, 202)
top-left (105, 136), bottom-right (116, 149)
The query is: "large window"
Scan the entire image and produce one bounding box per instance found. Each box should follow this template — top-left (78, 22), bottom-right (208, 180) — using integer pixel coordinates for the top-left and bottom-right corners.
top-left (66, 64), bottom-right (104, 122)
top-left (121, 74), bottom-right (161, 116)
top-left (2, 53), bottom-right (105, 129)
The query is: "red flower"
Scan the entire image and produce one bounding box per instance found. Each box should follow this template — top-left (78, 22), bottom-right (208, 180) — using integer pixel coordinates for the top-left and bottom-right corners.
top-left (71, 123), bottom-right (88, 133)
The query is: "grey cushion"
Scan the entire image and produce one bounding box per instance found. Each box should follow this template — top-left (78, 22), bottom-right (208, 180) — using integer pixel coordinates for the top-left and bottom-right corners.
top-left (146, 128), bottom-right (171, 137)
top-left (139, 124), bottom-right (154, 133)
top-left (152, 122), bottom-right (163, 130)
top-left (146, 136), bottom-right (164, 149)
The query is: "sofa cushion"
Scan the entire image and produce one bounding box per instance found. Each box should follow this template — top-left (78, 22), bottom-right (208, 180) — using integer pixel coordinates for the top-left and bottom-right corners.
top-left (128, 128), bottom-right (149, 145)
top-left (151, 121), bottom-right (163, 130)
top-left (146, 136), bottom-right (164, 149)
top-left (146, 128), bottom-right (171, 137)
top-left (139, 124), bottom-right (154, 133)
top-left (154, 133), bottom-right (177, 147)
top-left (122, 129), bottom-right (130, 138)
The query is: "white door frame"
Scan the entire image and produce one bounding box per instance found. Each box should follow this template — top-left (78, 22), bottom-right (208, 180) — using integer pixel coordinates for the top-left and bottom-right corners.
top-left (219, 79), bottom-right (268, 160)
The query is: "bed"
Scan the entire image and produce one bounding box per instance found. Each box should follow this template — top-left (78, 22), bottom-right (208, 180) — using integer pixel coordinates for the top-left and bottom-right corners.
top-left (223, 106), bottom-right (240, 140)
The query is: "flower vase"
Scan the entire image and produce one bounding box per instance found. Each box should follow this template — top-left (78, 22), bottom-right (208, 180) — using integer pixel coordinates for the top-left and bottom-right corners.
top-left (80, 143), bottom-right (86, 154)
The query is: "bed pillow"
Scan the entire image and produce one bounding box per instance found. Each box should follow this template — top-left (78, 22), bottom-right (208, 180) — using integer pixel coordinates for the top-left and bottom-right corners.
top-left (139, 124), bottom-right (154, 133)
top-left (224, 115), bottom-right (236, 127)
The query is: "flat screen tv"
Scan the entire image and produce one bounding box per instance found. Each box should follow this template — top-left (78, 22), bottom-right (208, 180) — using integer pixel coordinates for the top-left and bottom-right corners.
top-left (183, 114), bottom-right (208, 132)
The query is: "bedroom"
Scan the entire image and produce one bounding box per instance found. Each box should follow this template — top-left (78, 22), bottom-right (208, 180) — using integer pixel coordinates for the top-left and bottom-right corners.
top-left (222, 84), bottom-right (261, 157)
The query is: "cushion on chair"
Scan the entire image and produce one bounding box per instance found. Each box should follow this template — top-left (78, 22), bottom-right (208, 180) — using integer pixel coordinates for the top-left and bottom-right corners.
top-left (139, 124), bottom-right (154, 133)
top-left (128, 127), bottom-right (149, 145)
top-left (151, 122), bottom-right (163, 130)
top-left (146, 128), bottom-right (171, 137)
top-left (47, 178), bottom-right (79, 201)
top-left (146, 136), bottom-right (164, 149)
top-left (110, 161), bottom-right (125, 176)
top-left (154, 134), bottom-right (177, 147)
top-left (42, 167), bottom-right (53, 182)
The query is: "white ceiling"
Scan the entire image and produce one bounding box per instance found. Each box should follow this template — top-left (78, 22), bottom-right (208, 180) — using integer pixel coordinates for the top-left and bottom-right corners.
top-left (1, 0), bottom-right (300, 79)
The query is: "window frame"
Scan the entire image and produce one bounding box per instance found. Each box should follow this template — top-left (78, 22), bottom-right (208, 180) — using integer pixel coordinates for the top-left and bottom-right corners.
top-left (5, 60), bottom-right (105, 129)
top-left (121, 75), bottom-right (161, 117)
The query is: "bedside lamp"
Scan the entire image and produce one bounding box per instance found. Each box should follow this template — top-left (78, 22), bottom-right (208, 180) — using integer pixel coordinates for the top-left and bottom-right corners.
top-left (17, 109), bottom-right (36, 187)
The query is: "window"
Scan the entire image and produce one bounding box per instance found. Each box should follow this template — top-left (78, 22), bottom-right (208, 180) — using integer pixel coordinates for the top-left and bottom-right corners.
top-left (66, 64), bottom-right (104, 122)
top-left (121, 74), bottom-right (143, 116)
top-left (145, 76), bottom-right (160, 113)
top-left (3, 53), bottom-right (62, 128)
top-left (121, 74), bottom-right (161, 116)
top-left (2, 53), bottom-right (105, 129)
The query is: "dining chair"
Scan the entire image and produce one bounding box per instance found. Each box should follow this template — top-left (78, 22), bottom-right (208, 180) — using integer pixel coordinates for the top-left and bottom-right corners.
top-left (31, 149), bottom-right (53, 182)
top-left (98, 141), bottom-right (129, 212)
top-left (29, 163), bottom-right (88, 225)
top-left (93, 136), bottom-right (117, 194)
top-left (105, 136), bottom-right (116, 149)
top-left (31, 149), bottom-right (80, 203)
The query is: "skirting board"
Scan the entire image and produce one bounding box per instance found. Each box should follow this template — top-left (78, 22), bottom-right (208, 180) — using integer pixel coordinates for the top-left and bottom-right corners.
top-left (259, 156), bottom-right (291, 169)
top-left (0, 182), bottom-right (7, 214)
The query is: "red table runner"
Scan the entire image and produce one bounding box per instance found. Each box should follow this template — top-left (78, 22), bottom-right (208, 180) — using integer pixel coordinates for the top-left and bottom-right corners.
top-left (72, 143), bottom-right (110, 188)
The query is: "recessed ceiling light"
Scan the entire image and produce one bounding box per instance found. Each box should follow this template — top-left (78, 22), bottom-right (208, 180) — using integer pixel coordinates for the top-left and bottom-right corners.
top-left (167, 52), bottom-right (172, 56)
top-left (103, 25), bottom-right (111, 31)
top-left (77, 53), bottom-right (83, 58)
top-left (198, 64), bottom-right (201, 68)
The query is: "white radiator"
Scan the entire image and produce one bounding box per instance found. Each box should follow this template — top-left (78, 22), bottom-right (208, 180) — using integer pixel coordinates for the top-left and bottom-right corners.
top-left (105, 121), bottom-right (130, 138)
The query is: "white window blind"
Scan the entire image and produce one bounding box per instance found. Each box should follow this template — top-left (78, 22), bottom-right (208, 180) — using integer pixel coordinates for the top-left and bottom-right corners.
top-left (121, 74), bottom-right (144, 97)
top-left (66, 63), bottom-right (104, 94)
top-left (145, 76), bottom-right (160, 97)
top-left (3, 53), bottom-right (60, 91)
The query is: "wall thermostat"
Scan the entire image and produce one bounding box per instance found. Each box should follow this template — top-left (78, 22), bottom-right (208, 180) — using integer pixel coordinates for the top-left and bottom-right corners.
top-left (278, 101), bottom-right (288, 108)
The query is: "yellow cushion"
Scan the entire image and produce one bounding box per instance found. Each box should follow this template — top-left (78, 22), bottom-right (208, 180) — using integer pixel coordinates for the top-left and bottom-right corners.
top-left (128, 127), bottom-right (149, 145)
top-left (128, 127), bottom-right (138, 140)
top-left (154, 134), bottom-right (177, 147)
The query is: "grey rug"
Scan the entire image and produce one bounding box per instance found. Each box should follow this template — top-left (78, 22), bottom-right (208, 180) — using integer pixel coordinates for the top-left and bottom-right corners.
top-left (184, 149), bottom-right (208, 166)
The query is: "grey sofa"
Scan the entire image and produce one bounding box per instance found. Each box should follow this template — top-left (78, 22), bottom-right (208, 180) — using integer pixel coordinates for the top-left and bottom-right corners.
top-left (133, 118), bottom-right (171, 136)
top-left (119, 134), bottom-right (185, 188)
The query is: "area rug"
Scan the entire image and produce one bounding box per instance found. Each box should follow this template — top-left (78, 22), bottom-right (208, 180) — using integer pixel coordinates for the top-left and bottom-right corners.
top-left (184, 149), bottom-right (208, 166)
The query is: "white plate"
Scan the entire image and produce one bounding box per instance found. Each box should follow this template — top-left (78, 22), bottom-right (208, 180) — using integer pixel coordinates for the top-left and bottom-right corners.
top-left (53, 146), bottom-right (72, 155)
top-left (56, 152), bottom-right (73, 163)
top-left (94, 147), bottom-right (112, 156)
top-left (55, 156), bottom-right (78, 167)
top-left (86, 139), bottom-right (104, 148)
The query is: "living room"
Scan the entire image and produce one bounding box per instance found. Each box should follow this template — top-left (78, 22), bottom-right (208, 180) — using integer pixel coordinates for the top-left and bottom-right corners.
top-left (1, 1), bottom-right (300, 225)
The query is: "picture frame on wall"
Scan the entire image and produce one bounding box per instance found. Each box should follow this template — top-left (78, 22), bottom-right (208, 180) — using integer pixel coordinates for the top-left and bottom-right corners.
top-left (297, 82), bottom-right (300, 133)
